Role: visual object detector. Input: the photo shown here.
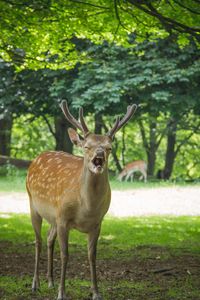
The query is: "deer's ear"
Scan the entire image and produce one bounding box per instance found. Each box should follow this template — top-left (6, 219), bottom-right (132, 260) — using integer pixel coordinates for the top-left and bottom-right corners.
top-left (68, 128), bottom-right (83, 147)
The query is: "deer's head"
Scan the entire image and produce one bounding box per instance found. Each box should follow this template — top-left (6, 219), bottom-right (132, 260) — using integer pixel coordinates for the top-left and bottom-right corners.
top-left (60, 101), bottom-right (137, 175)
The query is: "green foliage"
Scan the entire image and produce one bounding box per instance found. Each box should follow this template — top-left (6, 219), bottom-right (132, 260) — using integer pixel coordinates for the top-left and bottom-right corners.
top-left (69, 39), bottom-right (200, 177)
top-left (11, 115), bottom-right (55, 160)
top-left (0, 36), bottom-right (200, 178)
top-left (0, 163), bottom-right (20, 177)
top-left (0, 1), bottom-right (200, 69)
top-left (70, 39), bottom-right (200, 114)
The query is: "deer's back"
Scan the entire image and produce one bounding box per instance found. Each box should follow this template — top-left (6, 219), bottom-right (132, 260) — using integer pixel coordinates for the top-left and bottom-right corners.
top-left (26, 151), bottom-right (83, 223)
top-left (125, 160), bottom-right (146, 170)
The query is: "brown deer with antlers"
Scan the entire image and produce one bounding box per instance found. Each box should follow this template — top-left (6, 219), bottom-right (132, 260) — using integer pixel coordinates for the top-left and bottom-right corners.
top-left (26, 101), bottom-right (137, 300)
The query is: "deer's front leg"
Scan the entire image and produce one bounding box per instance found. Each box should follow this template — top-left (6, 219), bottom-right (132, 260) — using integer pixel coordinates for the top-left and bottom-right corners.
top-left (47, 225), bottom-right (57, 288)
top-left (57, 223), bottom-right (69, 300)
top-left (88, 225), bottom-right (103, 300)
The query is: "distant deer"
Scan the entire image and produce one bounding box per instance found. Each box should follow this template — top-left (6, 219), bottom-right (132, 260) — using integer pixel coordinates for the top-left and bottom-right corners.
top-left (118, 160), bottom-right (147, 182)
top-left (26, 101), bottom-right (137, 300)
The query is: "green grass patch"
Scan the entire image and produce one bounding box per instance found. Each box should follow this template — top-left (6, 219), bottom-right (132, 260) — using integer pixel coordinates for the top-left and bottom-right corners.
top-left (0, 276), bottom-right (160, 300)
top-left (0, 171), bottom-right (27, 192)
top-left (1, 274), bottom-right (199, 300)
top-left (101, 216), bottom-right (200, 254)
top-left (0, 214), bottom-right (200, 255)
top-left (0, 172), bottom-right (200, 192)
top-left (110, 178), bottom-right (200, 190)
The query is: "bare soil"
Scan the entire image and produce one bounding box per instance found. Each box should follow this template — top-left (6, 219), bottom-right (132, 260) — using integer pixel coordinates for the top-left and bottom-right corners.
top-left (0, 241), bottom-right (200, 300)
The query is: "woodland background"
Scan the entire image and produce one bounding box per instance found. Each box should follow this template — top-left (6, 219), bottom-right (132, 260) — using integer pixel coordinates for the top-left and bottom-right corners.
top-left (0, 0), bottom-right (200, 180)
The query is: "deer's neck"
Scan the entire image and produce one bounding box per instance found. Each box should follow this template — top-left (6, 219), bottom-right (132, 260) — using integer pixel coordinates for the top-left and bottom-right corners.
top-left (80, 163), bottom-right (110, 211)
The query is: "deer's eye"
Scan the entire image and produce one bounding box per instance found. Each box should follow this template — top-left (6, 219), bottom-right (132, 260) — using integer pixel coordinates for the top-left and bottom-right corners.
top-left (84, 146), bottom-right (90, 150)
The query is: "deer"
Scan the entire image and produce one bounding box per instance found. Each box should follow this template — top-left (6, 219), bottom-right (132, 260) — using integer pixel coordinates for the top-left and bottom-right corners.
top-left (118, 160), bottom-right (147, 182)
top-left (26, 100), bottom-right (137, 300)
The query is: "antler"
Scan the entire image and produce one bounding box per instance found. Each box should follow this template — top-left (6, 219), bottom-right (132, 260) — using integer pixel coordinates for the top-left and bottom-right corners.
top-left (107, 104), bottom-right (137, 139)
top-left (60, 100), bottom-right (89, 136)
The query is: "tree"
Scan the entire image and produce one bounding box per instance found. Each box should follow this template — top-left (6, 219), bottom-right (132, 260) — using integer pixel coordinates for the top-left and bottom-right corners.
top-left (0, 113), bottom-right (13, 156)
top-left (0, 62), bottom-right (78, 154)
top-left (69, 38), bottom-right (200, 177)
top-left (0, 0), bottom-right (199, 69)
top-left (0, 60), bottom-right (16, 156)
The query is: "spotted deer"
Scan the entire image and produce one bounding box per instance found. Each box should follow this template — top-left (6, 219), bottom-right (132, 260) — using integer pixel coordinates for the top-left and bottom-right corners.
top-left (118, 160), bottom-right (147, 182)
top-left (26, 100), bottom-right (137, 300)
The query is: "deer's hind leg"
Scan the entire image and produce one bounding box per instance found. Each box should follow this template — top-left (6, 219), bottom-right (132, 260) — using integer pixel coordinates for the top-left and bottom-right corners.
top-left (47, 225), bottom-right (57, 288)
top-left (30, 206), bottom-right (43, 292)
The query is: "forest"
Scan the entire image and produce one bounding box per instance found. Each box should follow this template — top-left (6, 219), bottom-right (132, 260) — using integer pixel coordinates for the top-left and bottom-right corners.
top-left (0, 1), bottom-right (200, 180)
top-left (1, 38), bottom-right (200, 180)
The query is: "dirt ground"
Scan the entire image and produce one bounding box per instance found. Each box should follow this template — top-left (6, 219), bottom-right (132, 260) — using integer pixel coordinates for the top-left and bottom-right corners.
top-left (1, 241), bottom-right (200, 300)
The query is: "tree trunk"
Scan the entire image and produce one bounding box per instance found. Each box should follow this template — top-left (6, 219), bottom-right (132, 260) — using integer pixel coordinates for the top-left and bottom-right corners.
top-left (112, 148), bottom-right (122, 172)
top-left (147, 148), bottom-right (156, 176)
top-left (94, 113), bottom-right (102, 134)
top-left (0, 114), bottom-right (13, 156)
top-left (138, 118), bottom-right (157, 177)
top-left (147, 120), bottom-right (157, 176)
top-left (163, 120), bottom-right (177, 179)
top-left (112, 137), bottom-right (122, 172)
top-left (54, 115), bottom-right (73, 153)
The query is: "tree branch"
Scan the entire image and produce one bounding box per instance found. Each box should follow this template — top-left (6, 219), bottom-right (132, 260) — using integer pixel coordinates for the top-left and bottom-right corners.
top-left (174, 0), bottom-right (200, 15)
top-left (175, 121), bottom-right (200, 156)
top-left (126, 0), bottom-right (200, 40)
top-left (114, 0), bottom-right (129, 30)
top-left (42, 115), bottom-right (56, 138)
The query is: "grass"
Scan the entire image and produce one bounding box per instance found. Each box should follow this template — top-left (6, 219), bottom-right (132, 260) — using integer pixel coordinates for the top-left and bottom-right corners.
top-left (0, 170), bottom-right (200, 192)
top-left (0, 175), bottom-right (26, 192)
top-left (0, 214), bottom-right (200, 254)
top-left (109, 178), bottom-right (200, 190)
top-left (0, 169), bottom-right (27, 192)
top-left (0, 214), bottom-right (200, 299)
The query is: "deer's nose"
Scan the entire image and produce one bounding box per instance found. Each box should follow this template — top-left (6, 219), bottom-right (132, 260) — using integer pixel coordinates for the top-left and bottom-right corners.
top-left (96, 148), bottom-right (105, 158)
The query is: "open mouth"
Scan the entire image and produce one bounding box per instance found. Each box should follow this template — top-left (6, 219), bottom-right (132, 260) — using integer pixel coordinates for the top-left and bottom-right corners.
top-left (92, 156), bottom-right (104, 169)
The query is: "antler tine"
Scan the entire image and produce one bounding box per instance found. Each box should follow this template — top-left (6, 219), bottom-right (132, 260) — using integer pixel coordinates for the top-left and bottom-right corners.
top-left (118, 104), bottom-right (137, 130)
top-left (107, 116), bottom-right (120, 139)
top-left (79, 107), bottom-right (90, 136)
top-left (107, 104), bottom-right (137, 139)
top-left (60, 100), bottom-right (83, 132)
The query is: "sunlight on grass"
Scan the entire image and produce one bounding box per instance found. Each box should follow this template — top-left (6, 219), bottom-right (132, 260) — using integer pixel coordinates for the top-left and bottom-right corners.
top-left (110, 178), bottom-right (200, 190)
top-left (0, 175), bottom-right (26, 192)
top-left (102, 216), bottom-right (200, 253)
top-left (0, 214), bottom-right (199, 254)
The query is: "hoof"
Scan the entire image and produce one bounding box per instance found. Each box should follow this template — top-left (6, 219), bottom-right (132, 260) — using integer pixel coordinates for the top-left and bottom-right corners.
top-left (48, 280), bottom-right (54, 288)
top-left (32, 278), bottom-right (40, 292)
top-left (57, 291), bottom-right (68, 300)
